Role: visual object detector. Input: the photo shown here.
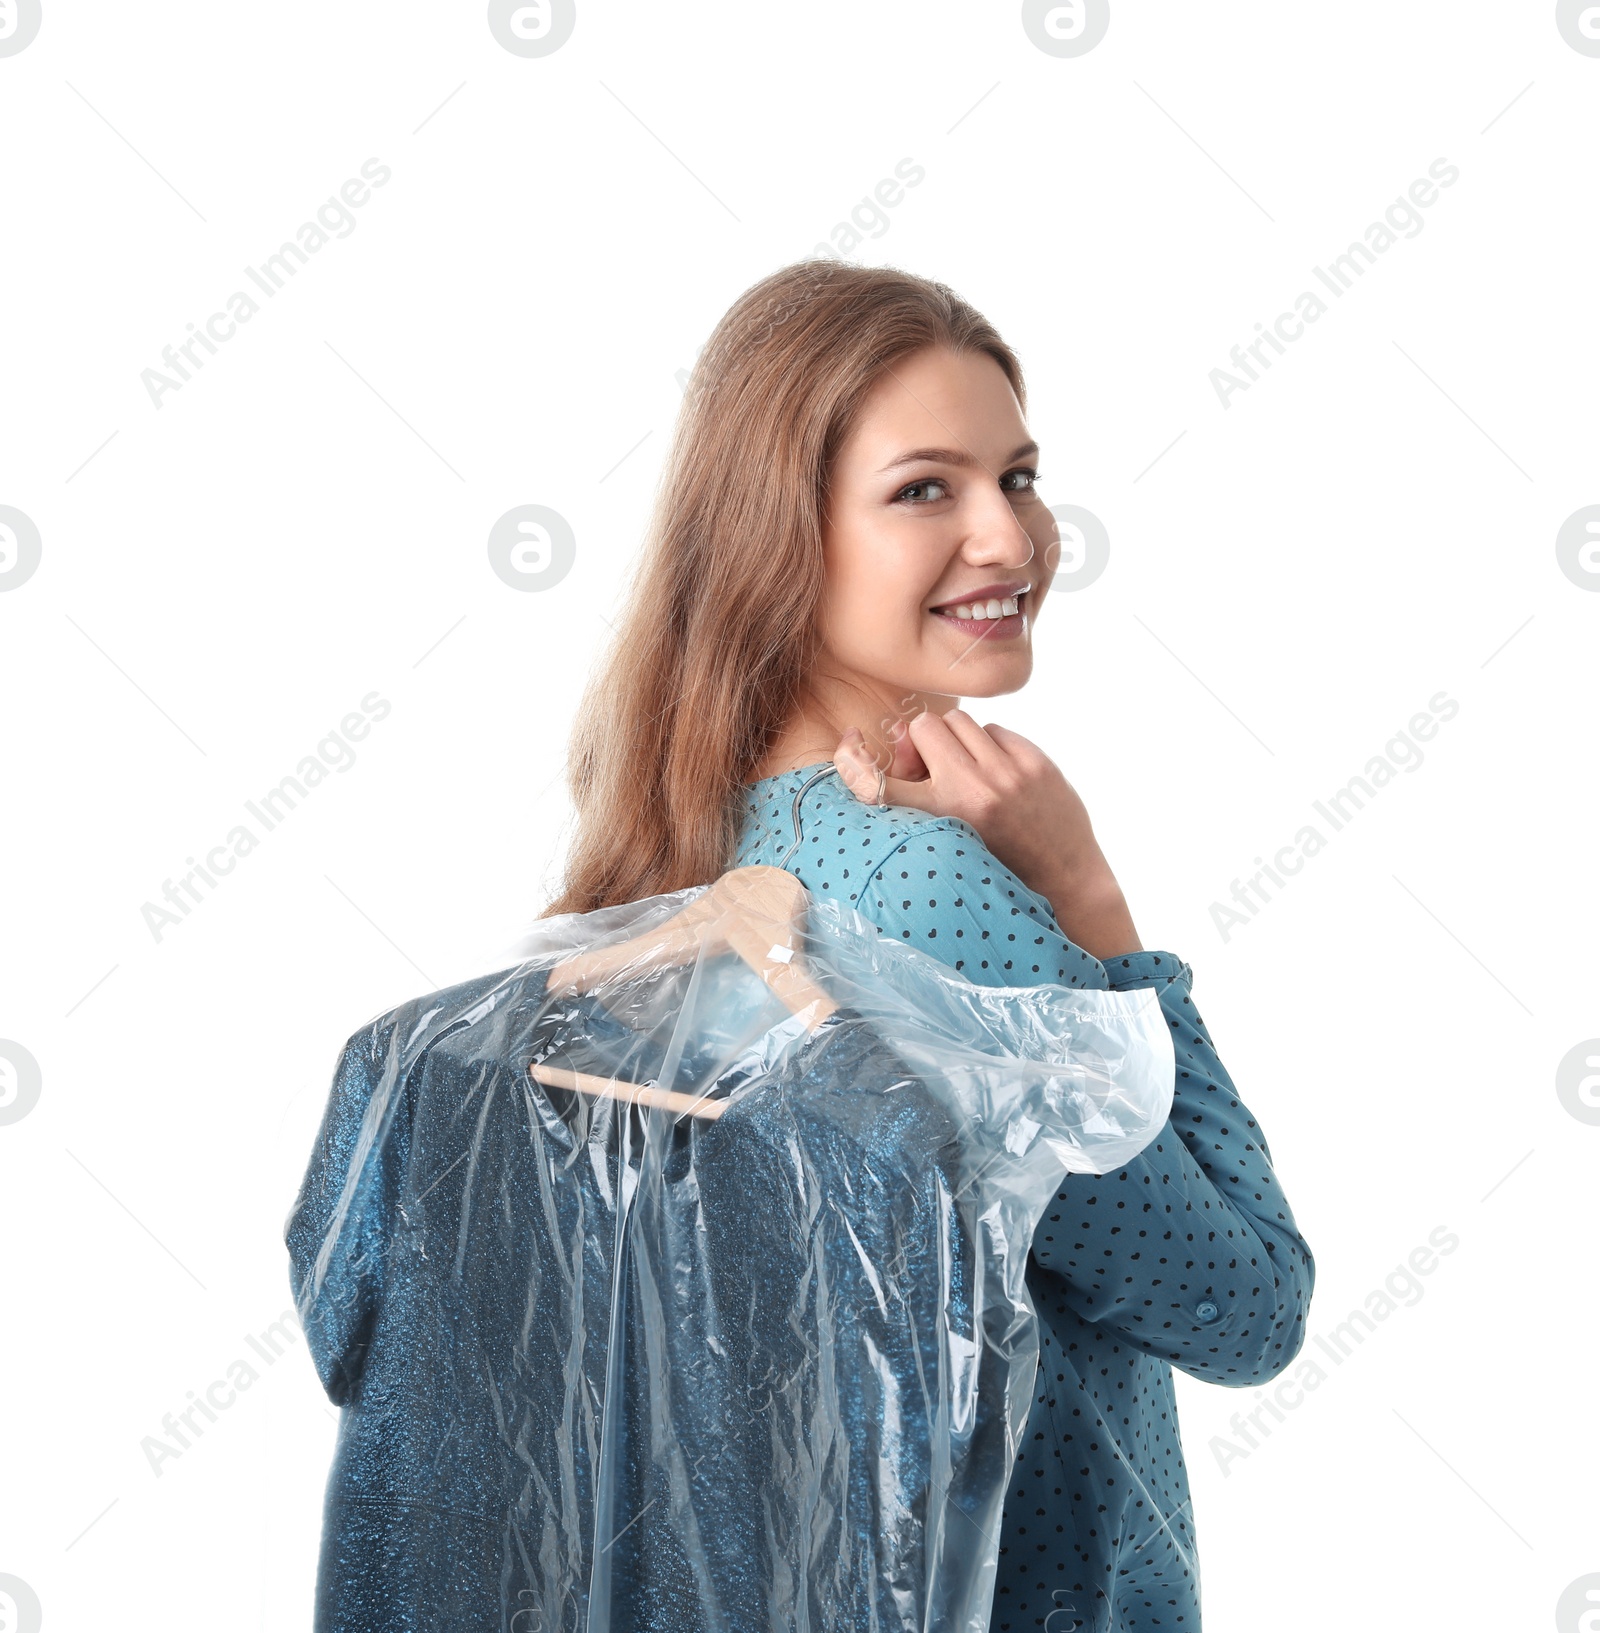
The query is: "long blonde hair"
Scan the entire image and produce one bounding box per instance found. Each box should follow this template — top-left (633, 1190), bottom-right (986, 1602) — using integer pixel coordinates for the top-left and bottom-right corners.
top-left (543, 260), bottom-right (1025, 917)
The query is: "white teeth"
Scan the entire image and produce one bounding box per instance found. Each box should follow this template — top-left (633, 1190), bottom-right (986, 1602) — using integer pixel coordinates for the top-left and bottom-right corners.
top-left (946, 594), bottom-right (1020, 621)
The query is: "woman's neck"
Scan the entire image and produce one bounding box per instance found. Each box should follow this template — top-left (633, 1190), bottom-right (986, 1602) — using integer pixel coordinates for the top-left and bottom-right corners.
top-left (751, 683), bottom-right (955, 783)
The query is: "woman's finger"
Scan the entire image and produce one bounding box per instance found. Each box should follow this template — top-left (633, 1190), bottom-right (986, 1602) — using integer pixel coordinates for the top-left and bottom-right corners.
top-left (832, 734), bottom-right (941, 815)
top-left (980, 720), bottom-right (1046, 768)
top-left (908, 708), bottom-right (1008, 806)
top-left (905, 707), bottom-right (979, 782)
top-left (938, 707), bottom-right (1012, 775)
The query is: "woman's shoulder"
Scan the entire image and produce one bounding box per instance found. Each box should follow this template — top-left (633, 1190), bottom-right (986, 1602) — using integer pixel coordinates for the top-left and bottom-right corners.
top-left (734, 764), bottom-right (984, 905)
top-left (734, 766), bottom-right (1106, 988)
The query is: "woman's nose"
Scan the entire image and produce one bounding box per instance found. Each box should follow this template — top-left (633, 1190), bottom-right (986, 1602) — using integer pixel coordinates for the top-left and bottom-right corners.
top-left (961, 497), bottom-right (1036, 568)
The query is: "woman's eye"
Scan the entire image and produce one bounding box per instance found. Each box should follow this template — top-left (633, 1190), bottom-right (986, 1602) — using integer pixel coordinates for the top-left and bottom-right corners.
top-left (1001, 466), bottom-right (1041, 494)
top-left (896, 478), bottom-right (949, 504)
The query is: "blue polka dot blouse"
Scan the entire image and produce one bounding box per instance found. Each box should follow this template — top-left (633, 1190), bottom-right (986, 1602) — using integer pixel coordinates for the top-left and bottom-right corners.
top-left (732, 762), bottom-right (1316, 1633)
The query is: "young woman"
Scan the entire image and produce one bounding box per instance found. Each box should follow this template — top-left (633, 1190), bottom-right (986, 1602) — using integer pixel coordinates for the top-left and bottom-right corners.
top-left (546, 261), bottom-right (1316, 1632)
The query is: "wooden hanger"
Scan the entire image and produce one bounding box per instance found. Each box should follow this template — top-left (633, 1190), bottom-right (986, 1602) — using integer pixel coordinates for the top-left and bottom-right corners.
top-left (528, 865), bottom-right (838, 1122)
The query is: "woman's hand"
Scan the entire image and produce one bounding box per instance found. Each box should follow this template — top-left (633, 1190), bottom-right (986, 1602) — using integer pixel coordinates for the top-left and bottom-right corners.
top-left (833, 708), bottom-right (1143, 960)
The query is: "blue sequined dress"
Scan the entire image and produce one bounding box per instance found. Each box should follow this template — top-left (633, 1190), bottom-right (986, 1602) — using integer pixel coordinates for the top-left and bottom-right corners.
top-left (288, 904), bottom-right (1175, 1631)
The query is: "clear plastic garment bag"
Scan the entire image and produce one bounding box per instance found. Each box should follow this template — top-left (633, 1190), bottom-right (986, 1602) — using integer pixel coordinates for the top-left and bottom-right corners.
top-left (287, 866), bottom-right (1177, 1632)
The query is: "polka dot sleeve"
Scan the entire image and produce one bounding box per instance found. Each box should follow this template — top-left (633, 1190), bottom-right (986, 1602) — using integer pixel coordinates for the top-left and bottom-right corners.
top-left (1032, 958), bottom-right (1317, 1386)
top-left (856, 817), bottom-right (1316, 1388)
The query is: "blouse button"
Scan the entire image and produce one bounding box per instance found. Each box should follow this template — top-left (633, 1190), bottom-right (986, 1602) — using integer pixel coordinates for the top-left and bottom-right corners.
top-left (1195, 1300), bottom-right (1220, 1323)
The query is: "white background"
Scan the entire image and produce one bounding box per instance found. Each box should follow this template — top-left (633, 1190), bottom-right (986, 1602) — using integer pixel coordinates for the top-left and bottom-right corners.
top-left (1, 2), bottom-right (1596, 1628)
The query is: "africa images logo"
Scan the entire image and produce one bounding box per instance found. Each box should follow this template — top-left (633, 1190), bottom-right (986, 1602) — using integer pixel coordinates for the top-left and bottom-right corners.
top-left (0, 0), bottom-right (42, 56)
top-left (487, 0), bottom-right (576, 56)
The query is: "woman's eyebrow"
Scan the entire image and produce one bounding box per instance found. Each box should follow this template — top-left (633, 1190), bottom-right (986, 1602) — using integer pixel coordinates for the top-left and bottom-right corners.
top-left (876, 440), bottom-right (1039, 474)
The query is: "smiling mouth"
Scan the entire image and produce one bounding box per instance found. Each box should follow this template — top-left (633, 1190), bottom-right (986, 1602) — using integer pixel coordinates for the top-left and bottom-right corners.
top-left (930, 587), bottom-right (1030, 633)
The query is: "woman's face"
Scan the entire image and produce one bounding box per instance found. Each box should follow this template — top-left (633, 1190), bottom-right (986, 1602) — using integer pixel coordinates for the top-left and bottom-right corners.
top-left (817, 344), bottom-right (1057, 718)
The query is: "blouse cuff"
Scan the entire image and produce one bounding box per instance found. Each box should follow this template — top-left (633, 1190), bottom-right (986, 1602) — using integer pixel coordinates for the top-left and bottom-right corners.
top-left (1102, 950), bottom-right (1192, 993)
